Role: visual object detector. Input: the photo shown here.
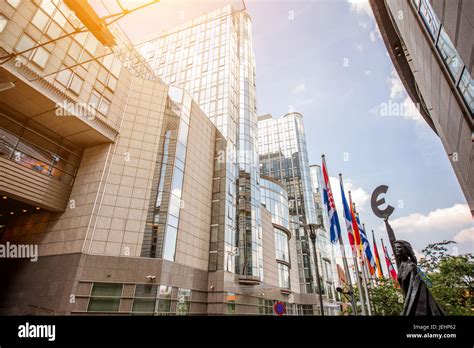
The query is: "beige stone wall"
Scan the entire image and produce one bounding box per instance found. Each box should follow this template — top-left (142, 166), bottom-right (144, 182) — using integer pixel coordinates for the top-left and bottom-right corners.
top-left (84, 79), bottom-right (168, 257)
top-left (289, 228), bottom-right (300, 294)
top-left (174, 101), bottom-right (215, 271)
top-left (261, 208), bottom-right (278, 288)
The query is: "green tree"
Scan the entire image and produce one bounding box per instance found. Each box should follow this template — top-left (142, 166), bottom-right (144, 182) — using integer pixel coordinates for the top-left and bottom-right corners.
top-left (428, 254), bottom-right (473, 315)
top-left (417, 240), bottom-right (473, 315)
top-left (369, 278), bottom-right (403, 315)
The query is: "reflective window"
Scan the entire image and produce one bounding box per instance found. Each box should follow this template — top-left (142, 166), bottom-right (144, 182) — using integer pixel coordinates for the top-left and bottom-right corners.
top-left (46, 21), bottom-right (61, 39)
top-left (458, 68), bottom-right (474, 115)
top-left (278, 263), bottom-right (290, 289)
top-left (31, 8), bottom-right (49, 31)
top-left (275, 228), bottom-right (289, 262)
top-left (98, 98), bottom-right (110, 115)
top-left (0, 14), bottom-right (8, 33)
top-left (226, 293), bottom-right (236, 315)
top-left (6, 0), bottom-right (21, 9)
top-left (176, 288), bottom-right (191, 315)
top-left (40, 0), bottom-right (55, 15)
top-left (16, 34), bottom-right (35, 58)
top-left (69, 74), bottom-right (83, 94)
top-left (87, 283), bottom-right (122, 312)
top-left (56, 69), bottom-right (72, 87)
top-left (156, 285), bottom-right (172, 315)
top-left (32, 46), bottom-right (50, 68)
top-left (436, 27), bottom-right (463, 80)
top-left (419, 0), bottom-right (440, 39)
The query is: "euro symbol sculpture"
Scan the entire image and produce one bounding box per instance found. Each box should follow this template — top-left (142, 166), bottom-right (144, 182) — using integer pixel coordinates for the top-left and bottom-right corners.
top-left (371, 185), bottom-right (394, 219)
top-left (371, 185), bottom-right (397, 268)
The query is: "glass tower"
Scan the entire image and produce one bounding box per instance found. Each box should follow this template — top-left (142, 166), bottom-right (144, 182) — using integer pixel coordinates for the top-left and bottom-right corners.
top-left (136, 5), bottom-right (262, 281)
top-left (258, 112), bottom-right (318, 293)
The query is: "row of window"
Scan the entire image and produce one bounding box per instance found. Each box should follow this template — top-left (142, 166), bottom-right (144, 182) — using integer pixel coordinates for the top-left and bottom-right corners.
top-left (86, 283), bottom-right (192, 315)
top-left (412, 0), bottom-right (473, 116)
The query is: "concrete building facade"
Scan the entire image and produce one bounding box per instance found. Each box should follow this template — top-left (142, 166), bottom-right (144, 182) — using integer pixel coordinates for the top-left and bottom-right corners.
top-left (370, 0), bottom-right (473, 214)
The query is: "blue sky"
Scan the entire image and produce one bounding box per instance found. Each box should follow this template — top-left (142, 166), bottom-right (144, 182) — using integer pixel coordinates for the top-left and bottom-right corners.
top-left (247, 0), bottom-right (472, 262)
top-left (117, 0), bottom-right (473, 267)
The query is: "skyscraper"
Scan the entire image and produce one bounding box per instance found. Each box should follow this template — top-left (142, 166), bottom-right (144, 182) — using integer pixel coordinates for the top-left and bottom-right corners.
top-left (370, 0), bottom-right (473, 215)
top-left (136, 4), bottom-right (262, 283)
top-left (258, 112), bottom-right (320, 293)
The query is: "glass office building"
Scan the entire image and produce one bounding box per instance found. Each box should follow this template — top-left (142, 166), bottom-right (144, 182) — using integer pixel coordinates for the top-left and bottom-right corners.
top-left (258, 112), bottom-right (319, 294)
top-left (136, 5), bottom-right (262, 282)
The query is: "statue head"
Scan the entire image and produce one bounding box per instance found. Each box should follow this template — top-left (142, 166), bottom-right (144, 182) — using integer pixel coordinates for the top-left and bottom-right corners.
top-left (394, 240), bottom-right (417, 265)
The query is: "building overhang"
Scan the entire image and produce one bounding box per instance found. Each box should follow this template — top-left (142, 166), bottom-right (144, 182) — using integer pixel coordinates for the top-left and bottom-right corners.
top-left (0, 54), bottom-right (119, 147)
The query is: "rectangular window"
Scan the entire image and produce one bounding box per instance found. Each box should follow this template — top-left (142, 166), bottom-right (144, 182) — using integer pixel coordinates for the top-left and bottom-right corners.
top-left (156, 285), bottom-right (172, 315)
top-left (16, 34), bottom-right (35, 58)
top-left (226, 292), bottom-right (236, 315)
top-left (0, 14), bottom-right (8, 33)
top-left (87, 283), bottom-right (122, 312)
top-left (419, 0), bottom-right (440, 39)
top-left (98, 98), bottom-right (110, 116)
top-left (176, 288), bottom-right (191, 315)
top-left (69, 74), bottom-right (83, 94)
top-left (458, 68), bottom-right (474, 116)
top-left (32, 46), bottom-right (50, 68)
top-left (436, 27), bottom-right (463, 80)
top-left (132, 299), bottom-right (155, 314)
top-left (31, 9), bottom-right (49, 31)
top-left (56, 69), bottom-right (72, 86)
top-left (6, 0), bottom-right (21, 9)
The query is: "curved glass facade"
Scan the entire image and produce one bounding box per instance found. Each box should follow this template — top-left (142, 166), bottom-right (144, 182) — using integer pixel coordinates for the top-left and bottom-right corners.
top-left (274, 228), bottom-right (290, 263)
top-left (260, 176), bottom-right (289, 230)
top-left (277, 262), bottom-right (290, 289)
top-left (258, 112), bottom-right (317, 225)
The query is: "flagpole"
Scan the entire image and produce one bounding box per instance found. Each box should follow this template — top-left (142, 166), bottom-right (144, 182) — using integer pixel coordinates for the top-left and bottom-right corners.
top-left (360, 252), bottom-right (373, 316)
top-left (359, 221), bottom-right (372, 315)
top-left (372, 230), bottom-right (384, 279)
top-left (348, 190), bottom-right (367, 316)
top-left (381, 238), bottom-right (398, 278)
top-left (321, 156), bottom-right (357, 315)
top-left (335, 172), bottom-right (359, 316)
top-left (362, 223), bottom-right (375, 288)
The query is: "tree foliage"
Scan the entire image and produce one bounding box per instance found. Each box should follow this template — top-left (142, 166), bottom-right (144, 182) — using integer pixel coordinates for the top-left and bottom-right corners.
top-left (369, 278), bottom-right (403, 315)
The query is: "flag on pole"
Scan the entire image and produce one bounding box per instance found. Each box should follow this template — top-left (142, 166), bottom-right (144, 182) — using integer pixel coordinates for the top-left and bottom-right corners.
top-left (321, 156), bottom-right (341, 244)
top-left (339, 175), bottom-right (356, 255)
top-left (382, 239), bottom-right (398, 280)
top-left (348, 195), bottom-right (362, 256)
top-left (355, 214), bottom-right (376, 276)
top-left (372, 231), bottom-right (384, 279)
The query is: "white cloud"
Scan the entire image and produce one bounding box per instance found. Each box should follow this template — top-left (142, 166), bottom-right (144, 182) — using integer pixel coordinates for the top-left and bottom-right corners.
top-left (388, 70), bottom-right (405, 99)
top-left (364, 70), bottom-right (372, 76)
top-left (369, 24), bottom-right (382, 42)
top-left (292, 83), bottom-right (306, 95)
top-left (400, 96), bottom-right (423, 122)
top-left (454, 226), bottom-right (474, 243)
top-left (384, 204), bottom-right (472, 235)
top-left (347, 0), bottom-right (373, 17)
top-left (329, 176), bottom-right (370, 215)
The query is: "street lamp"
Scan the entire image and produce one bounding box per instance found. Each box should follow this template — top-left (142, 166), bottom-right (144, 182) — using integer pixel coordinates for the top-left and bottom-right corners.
top-left (307, 224), bottom-right (325, 316)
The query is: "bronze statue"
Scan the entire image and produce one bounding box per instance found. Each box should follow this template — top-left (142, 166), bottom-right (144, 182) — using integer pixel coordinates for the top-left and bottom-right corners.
top-left (394, 240), bottom-right (444, 316)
